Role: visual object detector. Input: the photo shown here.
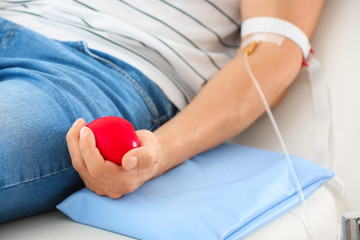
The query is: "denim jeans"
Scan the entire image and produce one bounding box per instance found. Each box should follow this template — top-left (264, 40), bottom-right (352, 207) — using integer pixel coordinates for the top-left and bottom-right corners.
top-left (0, 17), bottom-right (177, 223)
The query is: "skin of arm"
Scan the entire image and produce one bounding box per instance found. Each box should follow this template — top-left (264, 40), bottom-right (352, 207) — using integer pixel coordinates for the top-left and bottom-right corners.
top-left (66, 0), bottom-right (325, 198)
top-left (153, 0), bottom-right (325, 175)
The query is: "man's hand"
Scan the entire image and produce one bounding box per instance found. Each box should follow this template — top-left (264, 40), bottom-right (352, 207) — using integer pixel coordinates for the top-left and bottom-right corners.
top-left (66, 118), bottom-right (162, 199)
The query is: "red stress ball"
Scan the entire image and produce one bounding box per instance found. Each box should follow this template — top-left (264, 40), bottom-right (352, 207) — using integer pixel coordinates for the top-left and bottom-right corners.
top-left (87, 116), bottom-right (140, 165)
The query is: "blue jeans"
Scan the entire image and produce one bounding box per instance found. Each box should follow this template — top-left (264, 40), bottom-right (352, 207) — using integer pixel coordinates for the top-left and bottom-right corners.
top-left (0, 17), bottom-right (177, 223)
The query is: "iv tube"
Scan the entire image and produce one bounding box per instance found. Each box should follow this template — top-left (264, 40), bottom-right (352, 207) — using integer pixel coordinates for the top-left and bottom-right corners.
top-left (243, 51), bottom-right (314, 240)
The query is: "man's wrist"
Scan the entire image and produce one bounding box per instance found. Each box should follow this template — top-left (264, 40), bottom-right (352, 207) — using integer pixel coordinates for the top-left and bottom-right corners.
top-left (152, 133), bottom-right (176, 178)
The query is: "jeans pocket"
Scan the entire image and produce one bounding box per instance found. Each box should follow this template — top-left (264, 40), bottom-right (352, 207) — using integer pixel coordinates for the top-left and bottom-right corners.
top-left (57, 40), bottom-right (177, 131)
top-left (77, 41), bottom-right (160, 124)
top-left (0, 19), bottom-right (20, 49)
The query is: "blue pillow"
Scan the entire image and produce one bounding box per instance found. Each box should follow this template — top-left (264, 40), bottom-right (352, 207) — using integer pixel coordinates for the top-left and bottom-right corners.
top-left (57, 143), bottom-right (334, 240)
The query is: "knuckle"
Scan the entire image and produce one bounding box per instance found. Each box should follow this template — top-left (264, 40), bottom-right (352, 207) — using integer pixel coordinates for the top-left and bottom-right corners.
top-left (65, 131), bottom-right (72, 143)
top-left (79, 174), bottom-right (88, 185)
top-left (123, 183), bottom-right (138, 194)
top-left (83, 180), bottom-right (98, 194)
top-left (94, 189), bottom-right (105, 197)
top-left (72, 161), bottom-right (84, 172)
top-left (88, 166), bottom-right (103, 178)
top-left (108, 191), bottom-right (122, 199)
top-left (83, 181), bottom-right (93, 191)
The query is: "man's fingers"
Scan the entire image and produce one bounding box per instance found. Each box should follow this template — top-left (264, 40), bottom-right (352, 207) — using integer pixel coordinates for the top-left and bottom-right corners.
top-left (136, 130), bottom-right (159, 147)
top-left (122, 147), bottom-right (153, 170)
top-left (79, 126), bottom-right (107, 178)
top-left (122, 130), bottom-right (159, 171)
top-left (66, 118), bottom-right (88, 173)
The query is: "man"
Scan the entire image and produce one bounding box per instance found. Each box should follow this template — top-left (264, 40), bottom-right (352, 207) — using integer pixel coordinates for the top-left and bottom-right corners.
top-left (0, 0), bottom-right (324, 223)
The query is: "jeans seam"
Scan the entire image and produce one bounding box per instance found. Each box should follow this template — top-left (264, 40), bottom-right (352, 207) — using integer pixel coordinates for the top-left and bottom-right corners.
top-left (77, 41), bottom-right (160, 123)
top-left (0, 166), bottom-right (75, 191)
top-left (0, 24), bottom-right (20, 49)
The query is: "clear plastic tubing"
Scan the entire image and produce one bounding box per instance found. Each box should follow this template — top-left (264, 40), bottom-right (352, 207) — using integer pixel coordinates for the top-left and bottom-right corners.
top-left (243, 51), bottom-right (314, 240)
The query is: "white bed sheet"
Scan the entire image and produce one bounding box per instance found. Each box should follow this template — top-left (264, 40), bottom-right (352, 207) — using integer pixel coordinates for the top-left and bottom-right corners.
top-left (245, 186), bottom-right (340, 240)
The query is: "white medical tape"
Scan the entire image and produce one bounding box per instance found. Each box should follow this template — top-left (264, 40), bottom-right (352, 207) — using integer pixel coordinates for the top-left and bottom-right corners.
top-left (241, 17), bottom-right (311, 59)
top-left (240, 33), bottom-right (284, 49)
top-left (307, 55), bottom-right (331, 168)
top-left (241, 17), bottom-right (331, 169)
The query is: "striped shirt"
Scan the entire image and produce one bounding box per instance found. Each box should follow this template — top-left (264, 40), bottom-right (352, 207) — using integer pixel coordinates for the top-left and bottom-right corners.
top-left (0, 0), bottom-right (241, 109)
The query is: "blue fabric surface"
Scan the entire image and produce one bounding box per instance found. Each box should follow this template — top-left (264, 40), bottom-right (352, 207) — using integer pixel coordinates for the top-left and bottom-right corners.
top-left (57, 143), bottom-right (334, 240)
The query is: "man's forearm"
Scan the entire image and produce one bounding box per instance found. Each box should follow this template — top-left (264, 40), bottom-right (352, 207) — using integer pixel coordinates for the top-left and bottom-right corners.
top-left (154, 0), bottom-right (325, 175)
top-left (154, 39), bottom-right (303, 175)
